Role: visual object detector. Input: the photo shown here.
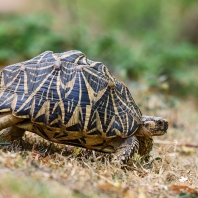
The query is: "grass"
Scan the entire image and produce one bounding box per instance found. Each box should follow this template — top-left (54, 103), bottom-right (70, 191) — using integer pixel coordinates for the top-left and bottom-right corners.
top-left (0, 85), bottom-right (198, 198)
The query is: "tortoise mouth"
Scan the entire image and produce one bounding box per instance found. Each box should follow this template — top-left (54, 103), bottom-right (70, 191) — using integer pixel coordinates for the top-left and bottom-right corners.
top-left (153, 130), bottom-right (167, 136)
top-left (164, 121), bottom-right (169, 131)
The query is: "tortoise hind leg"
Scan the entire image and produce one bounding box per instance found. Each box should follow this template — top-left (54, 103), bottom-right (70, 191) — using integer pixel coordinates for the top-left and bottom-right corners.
top-left (0, 114), bottom-right (24, 131)
top-left (0, 126), bottom-right (25, 142)
top-left (110, 136), bottom-right (139, 164)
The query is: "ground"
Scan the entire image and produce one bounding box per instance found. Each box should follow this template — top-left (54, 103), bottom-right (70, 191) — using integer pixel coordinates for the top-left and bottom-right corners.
top-left (0, 85), bottom-right (197, 198)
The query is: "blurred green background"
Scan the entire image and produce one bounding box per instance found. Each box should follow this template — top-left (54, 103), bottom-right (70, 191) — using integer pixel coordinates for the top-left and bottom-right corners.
top-left (0, 0), bottom-right (198, 98)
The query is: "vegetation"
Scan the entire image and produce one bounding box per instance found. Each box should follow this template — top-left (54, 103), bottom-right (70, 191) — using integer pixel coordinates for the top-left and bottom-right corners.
top-left (0, 0), bottom-right (198, 97)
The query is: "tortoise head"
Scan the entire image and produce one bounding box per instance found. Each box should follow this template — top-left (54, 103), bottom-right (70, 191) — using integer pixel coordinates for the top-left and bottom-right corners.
top-left (135, 116), bottom-right (168, 137)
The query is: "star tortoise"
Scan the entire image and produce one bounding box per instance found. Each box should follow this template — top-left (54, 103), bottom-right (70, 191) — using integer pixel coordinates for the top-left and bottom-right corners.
top-left (0, 50), bottom-right (168, 163)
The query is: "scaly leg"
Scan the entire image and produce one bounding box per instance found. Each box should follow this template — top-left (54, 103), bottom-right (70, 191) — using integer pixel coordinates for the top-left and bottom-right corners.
top-left (0, 114), bottom-right (24, 131)
top-left (102, 136), bottom-right (139, 164)
top-left (136, 136), bottom-right (153, 156)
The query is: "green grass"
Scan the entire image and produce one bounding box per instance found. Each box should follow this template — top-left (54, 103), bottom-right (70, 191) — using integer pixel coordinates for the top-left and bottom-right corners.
top-left (1, 0), bottom-right (198, 97)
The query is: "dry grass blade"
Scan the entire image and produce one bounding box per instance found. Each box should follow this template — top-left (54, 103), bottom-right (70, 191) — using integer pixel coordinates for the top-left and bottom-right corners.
top-left (0, 95), bottom-right (198, 197)
top-left (154, 140), bottom-right (198, 148)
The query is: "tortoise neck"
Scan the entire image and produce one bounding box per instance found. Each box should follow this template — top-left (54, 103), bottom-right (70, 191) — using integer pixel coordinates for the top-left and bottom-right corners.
top-left (134, 116), bottom-right (154, 137)
top-left (135, 125), bottom-right (153, 137)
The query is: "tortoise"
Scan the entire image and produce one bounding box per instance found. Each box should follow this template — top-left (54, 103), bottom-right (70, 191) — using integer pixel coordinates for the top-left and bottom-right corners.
top-left (0, 50), bottom-right (168, 163)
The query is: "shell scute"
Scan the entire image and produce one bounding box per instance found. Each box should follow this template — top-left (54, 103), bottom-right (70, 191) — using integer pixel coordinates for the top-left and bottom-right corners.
top-left (0, 50), bottom-right (142, 138)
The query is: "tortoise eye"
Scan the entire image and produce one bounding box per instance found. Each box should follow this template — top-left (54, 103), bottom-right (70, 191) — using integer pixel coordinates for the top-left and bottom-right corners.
top-left (158, 120), bottom-right (163, 125)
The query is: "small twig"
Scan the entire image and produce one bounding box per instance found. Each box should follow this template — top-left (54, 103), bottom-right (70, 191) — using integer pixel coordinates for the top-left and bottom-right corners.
top-left (0, 142), bottom-right (11, 146)
top-left (154, 140), bottom-right (198, 148)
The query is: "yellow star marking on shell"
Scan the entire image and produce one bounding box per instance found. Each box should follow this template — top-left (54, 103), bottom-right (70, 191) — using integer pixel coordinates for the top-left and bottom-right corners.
top-left (3, 67), bottom-right (19, 72)
top-left (125, 113), bottom-right (129, 136)
top-left (0, 94), bottom-right (14, 110)
top-left (49, 116), bottom-right (62, 131)
top-left (59, 51), bottom-right (82, 60)
top-left (38, 91), bottom-right (45, 106)
top-left (65, 104), bottom-right (82, 128)
top-left (95, 110), bottom-right (103, 133)
top-left (16, 68), bottom-right (55, 113)
top-left (78, 72), bottom-right (82, 104)
top-left (49, 117), bottom-right (61, 127)
top-left (108, 80), bottom-right (116, 88)
top-left (27, 64), bottom-right (53, 70)
top-left (51, 100), bottom-right (65, 124)
top-left (21, 93), bottom-right (25, 101)
top-left (130, 118), bottom-right (135, 131)
top-left (29, 71), bottom-right (48, 77)
top-left (14, 78), bottom-right (21, 93)
top-left (30, 97), bottom-right (35, 118)
top-left (5, 70), bottom-right (20, 88)
top-left (74, 55), bottom-right (84, 64)
top-left (106, 115), bottom-right (115, 136)
top-left (33, 100), bottom-right (50, 123)
top-left (52, 53), bottom-right (60, 61)
top-left (23, 70), bottom-right (28, 94)
top-left (88, 61), bottom-right (97, 67)
top-left (52, 102), bottom-right (58, 115)
top-left (81, 69), bottom-right (109, 103)
top-left (83, 67), bottom-right (101, 79)
top-left (11, 94), bottom-right (17, 112)
top-left (95, 85), bottom-right (108, 102)
top-left (110, 89), bottom-right (118, 115)
top-left (61, 73), bottom-right (76, 97)
top-left (46, 75), bottom-right (55, 100)
top-left (56, 71), bottom-right (62, 100)
top-left (0, 71), bottom-right (5, 89)
top-left (69, 98), bottom-right (74, 113)
top-left (36, 51), bottom-right (51, 63)
top-left (81, 71), bottom-right (96, 104)
top-left (81, 56), bottom-right (88, 64)
top-left (0, 91), bottom-right (4, 99)
top-left (110, 90), bottom-right (127, 137)
top-left (83, 105), bottom-right (92, 131)
top-left (104, 66), bottom-right (115, 82)
top-left (104, 95), bottom-right (109, 125)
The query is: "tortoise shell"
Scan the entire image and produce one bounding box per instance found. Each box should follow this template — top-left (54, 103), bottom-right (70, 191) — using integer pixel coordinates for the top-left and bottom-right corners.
top-left (0, 50), bottom-right (142, 141)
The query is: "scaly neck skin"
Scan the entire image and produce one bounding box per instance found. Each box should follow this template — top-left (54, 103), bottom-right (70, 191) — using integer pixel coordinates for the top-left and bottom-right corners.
top-left (134, 125), bottom-right (153, 137)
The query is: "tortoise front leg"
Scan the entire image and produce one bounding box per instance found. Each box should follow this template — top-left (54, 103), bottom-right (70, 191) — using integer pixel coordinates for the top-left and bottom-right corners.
top-left (136, 136), bottom-right (153, 156)
top-left (104, 136), bottom-right (139, 164)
